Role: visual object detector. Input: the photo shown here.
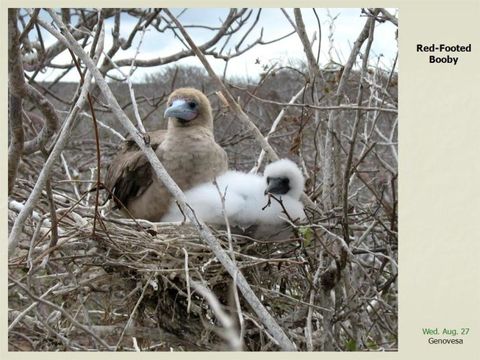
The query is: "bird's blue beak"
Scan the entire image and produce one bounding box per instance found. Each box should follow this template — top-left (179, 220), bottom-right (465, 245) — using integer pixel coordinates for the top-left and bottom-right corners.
top-left (164, 99), bottom-right (198, 121)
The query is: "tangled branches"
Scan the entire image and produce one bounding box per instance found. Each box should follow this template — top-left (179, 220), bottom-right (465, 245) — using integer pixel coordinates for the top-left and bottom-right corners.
top-left (8, 8), bottom-right (398, 352)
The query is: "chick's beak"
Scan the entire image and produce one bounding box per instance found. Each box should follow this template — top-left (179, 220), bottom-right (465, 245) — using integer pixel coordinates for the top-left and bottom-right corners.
top-left (164, 99), bottom-right (197, 121)
top-left (264, 177), bottom-right (290, 195)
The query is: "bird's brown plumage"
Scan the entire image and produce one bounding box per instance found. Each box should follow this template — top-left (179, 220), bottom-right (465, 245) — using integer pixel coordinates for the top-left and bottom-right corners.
top-left (104, 88), bottom-right (228, 221)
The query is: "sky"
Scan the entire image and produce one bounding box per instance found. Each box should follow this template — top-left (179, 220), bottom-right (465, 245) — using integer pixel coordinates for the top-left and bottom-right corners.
top-left (26, 8), bottom-right (398, 83)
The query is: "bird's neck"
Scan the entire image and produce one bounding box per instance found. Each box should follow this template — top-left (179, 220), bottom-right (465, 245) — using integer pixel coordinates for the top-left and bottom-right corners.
top-left (167, 124), bottom-right (214, 137)
top-left (167, 117), bottom-right (214, 132)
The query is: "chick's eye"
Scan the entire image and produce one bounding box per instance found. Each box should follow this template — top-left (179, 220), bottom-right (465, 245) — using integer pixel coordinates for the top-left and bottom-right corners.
top-left (188, 101), bottom-right (197, 109)
top-left (266, 177), bottom-right (271, 183)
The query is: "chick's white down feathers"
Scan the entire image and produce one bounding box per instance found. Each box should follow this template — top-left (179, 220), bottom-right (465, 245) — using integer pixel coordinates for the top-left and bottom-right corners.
top-left (162, 159), bottom-right (305, 228)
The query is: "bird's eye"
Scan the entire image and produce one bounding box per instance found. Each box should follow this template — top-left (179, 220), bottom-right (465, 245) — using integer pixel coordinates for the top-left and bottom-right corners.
top-left (188, 101), bottom-right (197, 109)
top-left (266, 177), bottom-right (271, 184)
top-left (168, 102), bottom-right (172, 107)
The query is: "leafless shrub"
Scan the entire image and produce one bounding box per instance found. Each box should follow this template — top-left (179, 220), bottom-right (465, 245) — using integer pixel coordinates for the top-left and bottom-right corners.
top-left (8, 8), bottom-right (398, 351)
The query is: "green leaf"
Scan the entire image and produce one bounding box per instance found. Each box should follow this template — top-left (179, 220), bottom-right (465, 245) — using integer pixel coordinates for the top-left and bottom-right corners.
top-left (299, 226), bottom-right (313, 246)
top-left (346, 339), bottom-right (357, 351)
top-left (366, 339), bottom-right (379, 350)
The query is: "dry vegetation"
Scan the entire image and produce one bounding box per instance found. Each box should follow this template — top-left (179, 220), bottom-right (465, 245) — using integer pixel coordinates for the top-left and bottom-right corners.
top-left (8, 8), bottom-right (398, 351)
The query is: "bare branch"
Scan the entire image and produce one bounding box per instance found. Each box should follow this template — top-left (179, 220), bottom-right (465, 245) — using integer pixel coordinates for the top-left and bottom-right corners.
top-left (101, 9), bottom-right (241, 72)
top-left (8, 9), bottom-right (59, 156)
top-left (242, 91), bottom-right (397, 114)
top-left (8, 94), bottom-right (24, 195)
top-left (250, 85), bottom-right (306, 174)
top-left (378, 8), bottom-right (398, 26)
top-left (342, 10), bottom-right (377, 245)
top-left (294, 9), bottom-right (321, 81)
top-left (24, 8), bottom-right (117, 71)
top-left (322, 11), bottom-right (376, 209)
top-left (190, 280), bottom-right (242, 351)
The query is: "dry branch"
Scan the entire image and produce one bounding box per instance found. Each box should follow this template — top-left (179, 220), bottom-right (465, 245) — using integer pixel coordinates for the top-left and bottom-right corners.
top-left (244, 92), bottom-right (397, 114)
top-left (378, 9), bottom-right (398, 26)
top-left (100, 9), bottom-right (242, 72)
top-left (342, 11), bottom-right (377, 244)
top-left (8, 9), bottom-right (59, 156)
top-left (250, 85), bottom-right (306, 173)
top-left (191, 280), bottom-right (243, 350)
top-left (8, 94), bottom-right (24, 194)
top-left (322, 10), bottom-right (376, 209)
top-left (293, 9), bottom-right (321, 82)
top-left (293, 8), bottom-right (324, 169)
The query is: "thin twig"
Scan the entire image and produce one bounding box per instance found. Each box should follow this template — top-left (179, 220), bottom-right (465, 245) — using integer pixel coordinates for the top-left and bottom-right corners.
top-left (250, 85), bottom-right (306, 174)
top-left (190, 280), bottom-right (242, 351)
top-left (9, 276), bottom-right (113, 350)
top-left (114, 275), bottom-right (153, 350)
top-left (8, 9), bottom-right (59, 156)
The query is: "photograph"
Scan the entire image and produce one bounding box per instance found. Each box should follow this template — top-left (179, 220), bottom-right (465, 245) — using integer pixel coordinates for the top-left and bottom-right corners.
top-left (7, 8), bottom-right (398, 351)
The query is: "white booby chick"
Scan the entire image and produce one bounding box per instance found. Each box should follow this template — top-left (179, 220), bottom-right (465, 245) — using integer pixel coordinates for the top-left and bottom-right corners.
top-left (162, 159), bottom-right (305, 232)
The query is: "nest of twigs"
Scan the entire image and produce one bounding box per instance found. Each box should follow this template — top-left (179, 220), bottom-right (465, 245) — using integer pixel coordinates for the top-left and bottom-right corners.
top-left (8, 195), bottom-right (317, 351)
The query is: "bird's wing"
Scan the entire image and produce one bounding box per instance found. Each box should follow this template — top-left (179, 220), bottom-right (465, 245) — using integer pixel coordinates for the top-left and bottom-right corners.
top-left (104, 129), bottom-right (166, 209)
